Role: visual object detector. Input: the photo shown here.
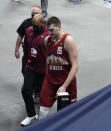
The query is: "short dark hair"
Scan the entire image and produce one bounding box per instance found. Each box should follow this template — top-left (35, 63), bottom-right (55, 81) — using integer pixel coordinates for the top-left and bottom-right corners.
top-left (47, 16), bottom-right (61, 27)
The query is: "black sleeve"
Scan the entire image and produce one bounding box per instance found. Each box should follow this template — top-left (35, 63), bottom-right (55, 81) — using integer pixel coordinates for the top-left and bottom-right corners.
top-left (17, 18), bottom-right (32, 38)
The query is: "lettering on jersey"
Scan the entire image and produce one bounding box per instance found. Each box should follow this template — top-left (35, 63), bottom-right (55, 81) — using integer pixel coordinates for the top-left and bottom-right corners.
top-left (57, 47), bottom-right (62, 55)
top-left (49, 65), bottom-right (63, 70)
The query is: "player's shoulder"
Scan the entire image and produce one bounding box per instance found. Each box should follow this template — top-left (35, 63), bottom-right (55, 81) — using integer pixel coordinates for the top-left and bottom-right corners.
top-left (65, 34), bottom-right (74, 42)
top-left (64, 34), bottom-right (76, 49)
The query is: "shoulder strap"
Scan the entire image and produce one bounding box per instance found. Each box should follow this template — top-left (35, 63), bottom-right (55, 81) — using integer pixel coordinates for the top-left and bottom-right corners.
top-left (60, 33), bottom-right (68, 43)
top-left (47, 35), bottom-right (52, 43)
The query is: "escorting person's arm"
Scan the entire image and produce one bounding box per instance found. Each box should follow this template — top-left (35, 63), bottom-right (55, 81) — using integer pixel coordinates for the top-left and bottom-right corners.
top-left (14, 18), bottom-right (30, 59)
top-left (57, 35), bottom-right (78, 93)
top-left (15, 34), bottom-right (23, 59)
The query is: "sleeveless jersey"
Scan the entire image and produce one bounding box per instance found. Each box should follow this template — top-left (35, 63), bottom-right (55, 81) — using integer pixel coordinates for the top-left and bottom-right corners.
top-left (46, 33), bottom-right (75, 85)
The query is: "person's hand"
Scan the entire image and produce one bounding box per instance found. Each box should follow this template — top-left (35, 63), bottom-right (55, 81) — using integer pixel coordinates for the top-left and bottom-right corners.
top-left (56, 86), bottom-right (67, 94)
top-left (15, 49), bottom-right (20, 59)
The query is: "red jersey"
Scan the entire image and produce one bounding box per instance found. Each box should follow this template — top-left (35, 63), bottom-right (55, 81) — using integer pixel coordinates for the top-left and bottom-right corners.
top-left (23, 25), bottom-right (49, 73)
top-left (46, 33), bottom-right (76, 85)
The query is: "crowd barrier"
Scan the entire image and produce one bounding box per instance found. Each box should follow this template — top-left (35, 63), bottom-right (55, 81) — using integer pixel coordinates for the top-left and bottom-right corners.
top-left (19, 84), bottom-right (111, 131)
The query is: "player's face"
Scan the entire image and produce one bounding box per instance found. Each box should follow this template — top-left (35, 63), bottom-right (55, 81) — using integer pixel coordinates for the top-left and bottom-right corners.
top-left (48, 24), bottom-right (60, 37)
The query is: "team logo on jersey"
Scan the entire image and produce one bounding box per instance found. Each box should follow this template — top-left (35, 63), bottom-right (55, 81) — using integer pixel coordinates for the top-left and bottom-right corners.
top-left (47, 55), bottom-right (68, 65)
top-left (57, 47), bottom-right (62, 55)
top-left (47, 55), bottom-right (69, 71)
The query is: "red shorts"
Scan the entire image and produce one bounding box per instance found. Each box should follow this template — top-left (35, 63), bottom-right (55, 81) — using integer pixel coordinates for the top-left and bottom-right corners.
top-left (39, 77), bottom-right (77, 107)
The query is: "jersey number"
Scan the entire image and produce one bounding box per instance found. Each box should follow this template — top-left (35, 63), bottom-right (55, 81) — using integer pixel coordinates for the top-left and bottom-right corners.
top-left (57, 47), bottom-right (62, 54)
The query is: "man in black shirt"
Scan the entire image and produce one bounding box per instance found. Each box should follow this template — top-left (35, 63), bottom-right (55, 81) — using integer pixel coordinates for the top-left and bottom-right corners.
top-left (15, 5), bottom-right (42, 103)
top-left (15, 5), bottom-right (42, 60)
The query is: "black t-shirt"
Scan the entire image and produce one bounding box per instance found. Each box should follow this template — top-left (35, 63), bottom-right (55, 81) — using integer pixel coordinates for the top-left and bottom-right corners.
top-left (17, 18), bottom-right (32, 38)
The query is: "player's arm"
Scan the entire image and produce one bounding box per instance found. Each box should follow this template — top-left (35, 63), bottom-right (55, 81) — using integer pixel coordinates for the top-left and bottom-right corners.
top-left (57, 35), bottom-right (78, 93)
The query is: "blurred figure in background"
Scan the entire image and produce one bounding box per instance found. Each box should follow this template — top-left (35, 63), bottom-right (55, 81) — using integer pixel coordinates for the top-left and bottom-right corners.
top-left (41, 0), bottom-right (48, 18)
top-left (12, 0), bottom-right (48, 18)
